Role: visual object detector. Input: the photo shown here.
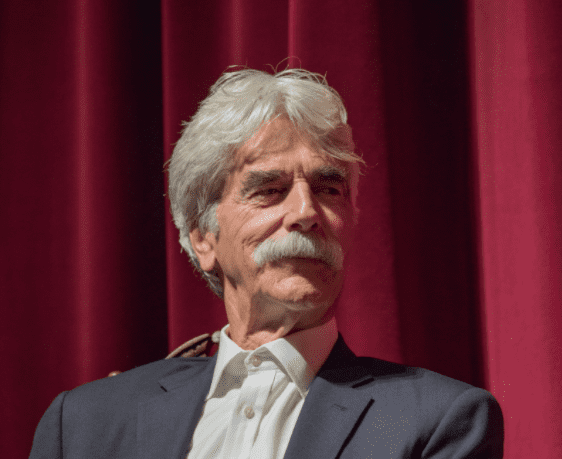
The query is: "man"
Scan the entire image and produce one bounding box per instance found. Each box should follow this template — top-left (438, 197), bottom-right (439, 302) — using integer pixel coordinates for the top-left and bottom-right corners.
top-left (30, 68), bottom-right (503, 458)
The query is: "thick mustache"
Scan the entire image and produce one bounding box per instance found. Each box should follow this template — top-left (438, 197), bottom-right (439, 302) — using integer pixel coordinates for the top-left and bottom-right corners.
top-left (253, 232), bottom-right (343, 270)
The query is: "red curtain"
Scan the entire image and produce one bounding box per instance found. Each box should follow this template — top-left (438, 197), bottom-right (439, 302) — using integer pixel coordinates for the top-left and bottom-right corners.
top-left (1, 1), bottom-right (561, 458)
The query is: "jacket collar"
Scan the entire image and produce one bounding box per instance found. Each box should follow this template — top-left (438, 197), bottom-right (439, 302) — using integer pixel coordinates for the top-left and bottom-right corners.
top-left (137, 333), bottom-right (375, 459)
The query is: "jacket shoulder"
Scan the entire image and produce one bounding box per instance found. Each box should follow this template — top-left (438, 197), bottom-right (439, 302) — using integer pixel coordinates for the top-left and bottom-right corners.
top-left (352, 356), bottom-right (502, 447)
top-left (64, 357), bottom-right (211, 413)
top-left (354, 356), bottom-right (477, 396)
top-left (30, 358), bottom-right (215, 458)
top-left (323, 355), bottom-right (503, 458)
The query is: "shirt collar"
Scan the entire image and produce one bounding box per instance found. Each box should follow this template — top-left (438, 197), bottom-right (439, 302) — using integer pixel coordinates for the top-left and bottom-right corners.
top-left (206, 316), bottom-right (338, 400)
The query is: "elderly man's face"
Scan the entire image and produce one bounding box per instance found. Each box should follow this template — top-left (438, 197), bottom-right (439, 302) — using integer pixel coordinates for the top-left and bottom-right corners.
top-left (198, 116), bottom-right (356, 320)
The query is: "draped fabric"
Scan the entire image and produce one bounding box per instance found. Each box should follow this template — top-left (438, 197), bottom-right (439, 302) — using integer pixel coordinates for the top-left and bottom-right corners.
top-left (1, 1), bottom-right (560, 457)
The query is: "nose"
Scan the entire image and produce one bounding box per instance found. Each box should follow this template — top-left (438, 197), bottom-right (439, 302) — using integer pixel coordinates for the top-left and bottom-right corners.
top-left (283, 182), bottom-right (321, 232)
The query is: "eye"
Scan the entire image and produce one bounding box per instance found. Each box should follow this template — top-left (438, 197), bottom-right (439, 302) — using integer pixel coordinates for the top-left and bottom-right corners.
top-left (316, 185), bottom-right (344, 197)
top-left (257, 187), bottom-right (284, 196)
top-left (324, 187), bottom-right (342, 195)
top-left (249, 187), bottom-right (288, 202)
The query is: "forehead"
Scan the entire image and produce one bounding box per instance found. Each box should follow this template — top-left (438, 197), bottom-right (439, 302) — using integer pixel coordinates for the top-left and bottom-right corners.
top-left (231, 116), bottom-right (348, 175)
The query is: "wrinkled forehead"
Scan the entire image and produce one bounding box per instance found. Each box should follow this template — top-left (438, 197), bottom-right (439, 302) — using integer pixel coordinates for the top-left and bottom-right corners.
top-left (233, 116), bottom-right (353, 174)
top-left (234, 117), bottom-right (311, 165)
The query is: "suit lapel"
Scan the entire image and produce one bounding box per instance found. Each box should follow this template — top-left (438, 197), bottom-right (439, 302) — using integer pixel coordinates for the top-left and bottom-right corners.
top-left (283, 334), bottom-right (375, 459)
top-left (135, 335), bottom-right (374, 459)
top-left (137, 356), bottom-right (217, 459)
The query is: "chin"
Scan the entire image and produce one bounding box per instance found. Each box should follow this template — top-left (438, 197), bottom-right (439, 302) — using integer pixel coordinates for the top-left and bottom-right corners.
top-left (257, 264), bottom-right (343, 308)
top-left (265, 278), bottom-right (332, 310)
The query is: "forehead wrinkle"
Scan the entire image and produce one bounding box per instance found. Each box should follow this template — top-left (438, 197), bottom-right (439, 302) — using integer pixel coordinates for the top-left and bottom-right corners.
top-left (238, 128), bottom-right (297, 165)
top-left (238, 136), bottom-right (298, 168)
top-left (236, 118), bottom-right (319, 169)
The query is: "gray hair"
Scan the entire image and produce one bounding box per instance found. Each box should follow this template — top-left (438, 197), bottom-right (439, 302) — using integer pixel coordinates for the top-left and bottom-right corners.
top-left (167, 67), bottom-right (364, 297)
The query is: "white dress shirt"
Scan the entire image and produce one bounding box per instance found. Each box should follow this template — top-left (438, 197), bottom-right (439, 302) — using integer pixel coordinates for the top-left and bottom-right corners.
top-left (187, 316), bottom-right (338, 459)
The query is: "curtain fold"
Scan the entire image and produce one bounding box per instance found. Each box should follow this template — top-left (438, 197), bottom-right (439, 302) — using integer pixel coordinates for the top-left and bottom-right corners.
top-left (469, 1), bottom-right (562, 456)
top-left (0, 1), bottom-right (167, 455)
top-left (1, 1), bottom-right (560, 457)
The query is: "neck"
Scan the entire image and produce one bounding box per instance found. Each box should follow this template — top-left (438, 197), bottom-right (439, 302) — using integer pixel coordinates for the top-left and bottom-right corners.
top-left (223, 291), bottom-right (337, 350)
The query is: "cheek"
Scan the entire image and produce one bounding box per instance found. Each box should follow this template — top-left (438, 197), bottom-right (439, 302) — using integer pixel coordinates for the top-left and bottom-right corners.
top-left (249, 210), bottom-right (282, 233)
top-left (323, 205), bottom-right (350, 233)
top-left (238, 208), bottom-right (285, 244)
top-left (218, 205), bottom-right (282, 259)
top-left (322, 206), bottom-right (355, 254)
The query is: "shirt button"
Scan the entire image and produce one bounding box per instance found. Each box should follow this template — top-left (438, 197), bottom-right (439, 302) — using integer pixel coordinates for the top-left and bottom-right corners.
top-left (250, 355), bottom-right (262, 367)
top-left (244, 406), bottom-right (255, 419)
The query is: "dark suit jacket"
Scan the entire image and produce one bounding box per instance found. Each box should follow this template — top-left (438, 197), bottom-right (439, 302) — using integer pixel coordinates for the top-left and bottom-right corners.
top-left (29, 333), bottom-right (503, 458)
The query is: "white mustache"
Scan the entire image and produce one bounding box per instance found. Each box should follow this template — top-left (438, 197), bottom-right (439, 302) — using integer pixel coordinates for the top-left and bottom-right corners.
top-left (253, 232), bottom-right (343, 270)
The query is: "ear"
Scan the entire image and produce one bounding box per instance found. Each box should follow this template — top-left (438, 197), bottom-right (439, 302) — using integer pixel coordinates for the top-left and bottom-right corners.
top-left (189, 228), bottom-right (218, 272)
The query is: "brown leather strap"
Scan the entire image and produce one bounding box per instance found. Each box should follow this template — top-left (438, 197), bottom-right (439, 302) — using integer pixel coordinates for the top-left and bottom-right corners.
top-left (165, 331), bottom-right (220, 359)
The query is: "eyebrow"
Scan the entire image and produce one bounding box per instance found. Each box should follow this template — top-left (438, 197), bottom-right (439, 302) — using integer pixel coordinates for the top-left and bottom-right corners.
top-left (240, 170), bottom-right (287, 197)
top-left (239, 165), bottom-right (350, 197)
top-left (310, 165), bottom-right (350, 196)
top-left (310, 165), bottom-right (348, 184)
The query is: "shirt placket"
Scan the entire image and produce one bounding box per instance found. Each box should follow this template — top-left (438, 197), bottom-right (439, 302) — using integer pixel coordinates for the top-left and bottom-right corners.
top-left (219, 353), bottom-right (277, 458)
